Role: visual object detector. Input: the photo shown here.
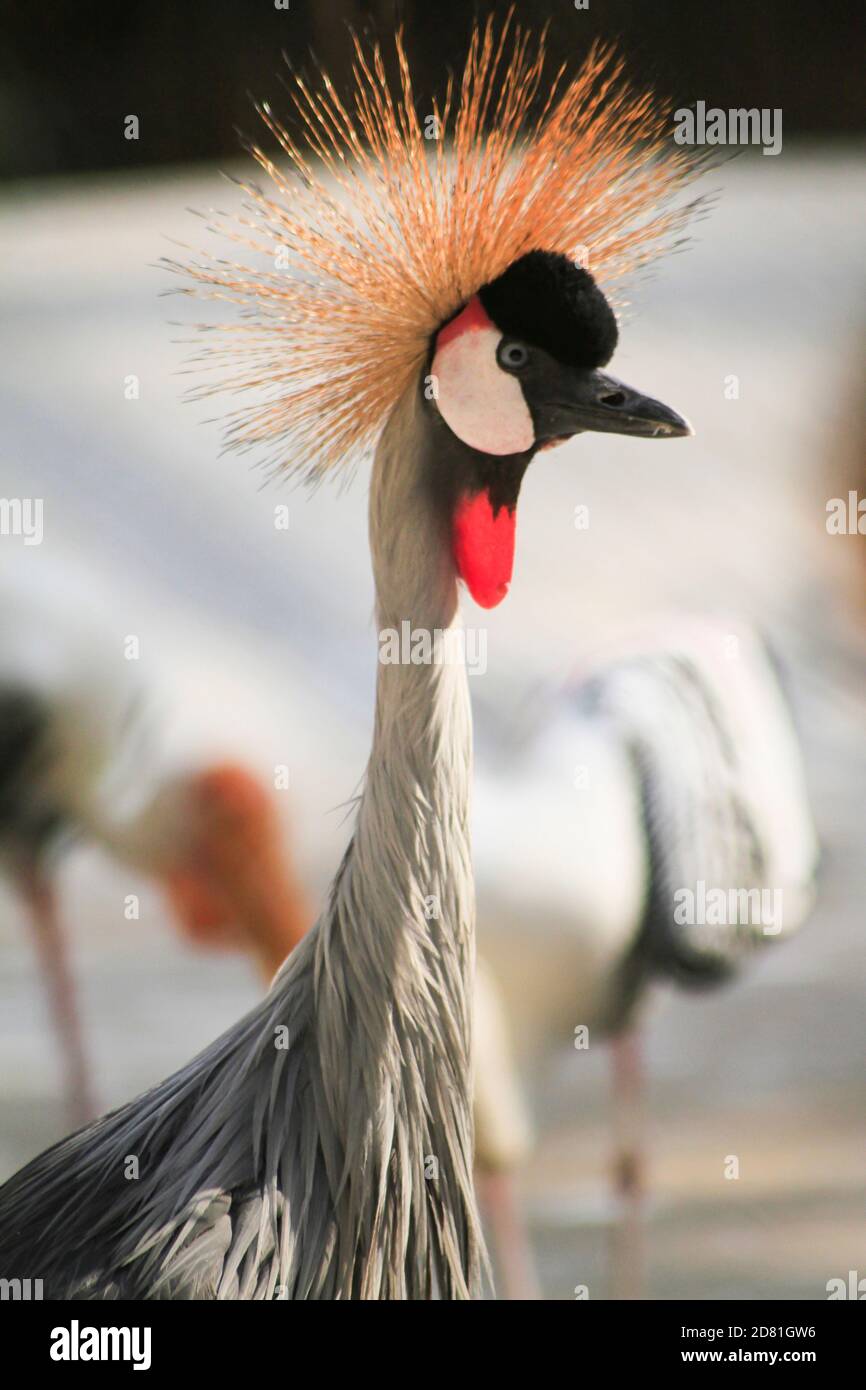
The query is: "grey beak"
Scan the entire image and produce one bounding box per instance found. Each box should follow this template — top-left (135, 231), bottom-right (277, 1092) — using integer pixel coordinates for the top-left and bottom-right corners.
top-left (539, 368), bottom-right (693, 440)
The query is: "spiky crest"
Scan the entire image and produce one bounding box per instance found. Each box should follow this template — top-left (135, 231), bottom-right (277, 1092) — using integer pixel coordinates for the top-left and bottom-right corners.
top-left (170, 13), bottom-right (703, 480)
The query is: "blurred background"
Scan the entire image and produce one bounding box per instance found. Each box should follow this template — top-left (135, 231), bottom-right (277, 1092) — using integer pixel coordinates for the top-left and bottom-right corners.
top-left (0, 0), bottom-right (864, 1299)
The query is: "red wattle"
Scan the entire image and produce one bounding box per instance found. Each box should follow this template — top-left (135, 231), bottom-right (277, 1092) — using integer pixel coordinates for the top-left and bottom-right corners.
top-left (452, 490), bottom-right (516, 609)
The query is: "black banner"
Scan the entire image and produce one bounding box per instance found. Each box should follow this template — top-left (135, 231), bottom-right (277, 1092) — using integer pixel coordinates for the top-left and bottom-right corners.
top-left (0, 1297), bottom-right (859, 1375)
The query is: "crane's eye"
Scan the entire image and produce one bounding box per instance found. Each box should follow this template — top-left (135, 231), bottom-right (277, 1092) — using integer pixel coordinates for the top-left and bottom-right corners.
top-left (497, 340), bottom-right (530, 373)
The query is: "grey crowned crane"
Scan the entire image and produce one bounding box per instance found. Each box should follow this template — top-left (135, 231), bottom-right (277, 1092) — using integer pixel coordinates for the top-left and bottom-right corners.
top-left (0, 583), bottom-right (308, 1127)
top-left (0, 18), bottom-right (701, 1298)
top-left (471, 615), bottom-right (818, 1297)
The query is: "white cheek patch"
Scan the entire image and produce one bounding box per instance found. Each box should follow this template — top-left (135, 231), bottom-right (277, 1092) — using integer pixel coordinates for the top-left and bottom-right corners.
top-left (431, 322), bottom-right (535, 456)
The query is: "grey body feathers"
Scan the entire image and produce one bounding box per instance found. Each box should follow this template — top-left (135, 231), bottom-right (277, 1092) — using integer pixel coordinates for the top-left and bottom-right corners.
top-left (0, 386), bottom-right (483, 1299)
top-left (577, 622), bottom-right (818, 1014)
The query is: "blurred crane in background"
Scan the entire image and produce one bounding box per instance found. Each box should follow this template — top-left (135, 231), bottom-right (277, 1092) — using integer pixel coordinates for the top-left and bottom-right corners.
top-left (0, 580), bottom-right (308, 1127)
top-left (472, 616), bottom-right (818, 1296)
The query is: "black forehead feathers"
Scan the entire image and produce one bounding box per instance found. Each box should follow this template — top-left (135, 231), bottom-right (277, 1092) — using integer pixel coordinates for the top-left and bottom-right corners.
top-left (478, 250), bottom-right (618, 369)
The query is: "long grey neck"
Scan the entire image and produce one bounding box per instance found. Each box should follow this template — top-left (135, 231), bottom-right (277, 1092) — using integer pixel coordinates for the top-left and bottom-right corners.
top-left (317, 380), bottom-right (475, 1046)
top-left (361, 380), bottom-right (474, 958)
top-left (310, 383), bottom-right (481, 1298)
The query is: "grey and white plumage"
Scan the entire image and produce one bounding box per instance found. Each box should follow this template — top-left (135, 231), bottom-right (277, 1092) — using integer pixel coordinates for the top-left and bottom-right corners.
top-left (583, 619), bottom-right (817, 1003)
top-left (467, 619), bottom-right (817, 1303)
top-left (471, 616), bottom-right (818, 1171)
top-left (0, 386), bottom-right (483, 1300)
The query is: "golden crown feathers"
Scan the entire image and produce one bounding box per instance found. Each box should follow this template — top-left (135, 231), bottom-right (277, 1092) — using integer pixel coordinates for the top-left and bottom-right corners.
top-left (169, 12), bottom-right (703, 481)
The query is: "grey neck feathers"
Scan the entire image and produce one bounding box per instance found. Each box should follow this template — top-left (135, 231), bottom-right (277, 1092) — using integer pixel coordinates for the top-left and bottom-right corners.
top-left (0, 383), bottom-right (484, 1303)
top-left (312, 382), bottom-right (481, 1296)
